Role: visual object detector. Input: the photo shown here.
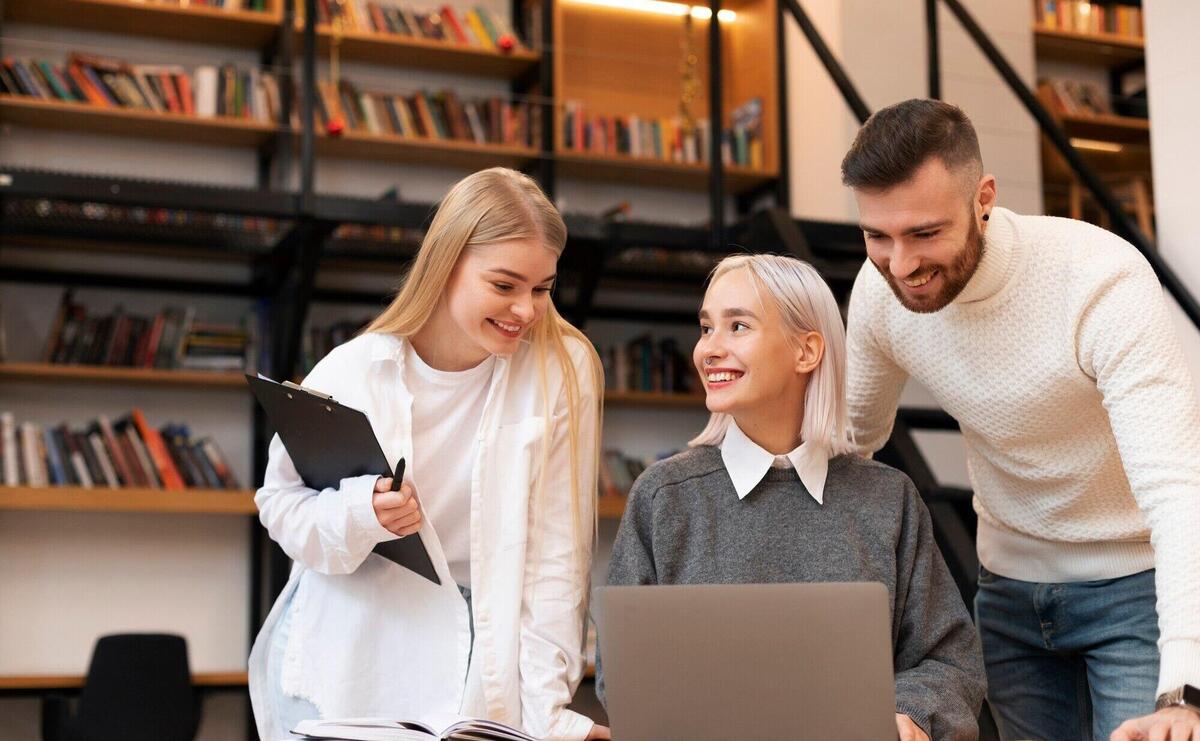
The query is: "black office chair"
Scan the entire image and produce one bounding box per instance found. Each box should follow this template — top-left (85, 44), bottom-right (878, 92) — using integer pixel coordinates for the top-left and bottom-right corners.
top-left (42, 633), bottom-right (201, 741)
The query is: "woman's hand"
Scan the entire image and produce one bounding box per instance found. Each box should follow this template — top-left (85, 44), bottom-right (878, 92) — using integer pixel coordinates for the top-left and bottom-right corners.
top-left (895, 714), bottom-right (929, 741)
top-left (585, 723), bottom-right (612, 740)
top-left (372, 477), bottom-right (422, 538)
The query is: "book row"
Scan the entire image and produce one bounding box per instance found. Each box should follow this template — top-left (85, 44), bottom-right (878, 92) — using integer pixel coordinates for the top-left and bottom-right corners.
top-left (1, 53), bottom-right (283, 123)
top-left (0, 410), bottom-right (240, 491)
top-left (562, 97), bottom-right (765, 169)
top-left (1034, 0), bottom-right (1144, 38)
top-left (44, 293), bottom-right (258, 374)
top-left (598, 336), bottom-right (700, 395)
top-left (315, 82), bottom-right (535, 148)
top-left (303, 0), bottom-right (526, 51)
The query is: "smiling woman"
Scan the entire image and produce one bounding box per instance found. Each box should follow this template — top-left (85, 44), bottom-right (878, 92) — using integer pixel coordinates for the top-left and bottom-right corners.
top-left (249, 168), bottom-right (610, 741)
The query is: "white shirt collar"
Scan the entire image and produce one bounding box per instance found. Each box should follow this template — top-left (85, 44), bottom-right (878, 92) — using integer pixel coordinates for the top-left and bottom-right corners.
top-left (720, 420), bottom-right (829, 504)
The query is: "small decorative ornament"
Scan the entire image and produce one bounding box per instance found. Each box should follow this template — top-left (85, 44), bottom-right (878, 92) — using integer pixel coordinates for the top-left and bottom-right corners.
top-left (497, 34), bottom-right (516, 53)
top-left (326, 117), bottom-right (345, 136)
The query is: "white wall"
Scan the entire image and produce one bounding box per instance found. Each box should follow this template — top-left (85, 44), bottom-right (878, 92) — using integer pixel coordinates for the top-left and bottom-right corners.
top-left (1144, 0), bottom-right (1200, 380)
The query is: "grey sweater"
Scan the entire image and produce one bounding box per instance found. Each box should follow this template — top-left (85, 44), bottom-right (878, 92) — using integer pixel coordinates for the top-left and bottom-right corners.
top-left (597, 445), bottom-right (986, 741)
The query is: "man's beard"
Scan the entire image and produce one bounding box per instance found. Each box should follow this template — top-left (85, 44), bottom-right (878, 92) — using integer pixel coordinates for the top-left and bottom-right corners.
top-left (874, 216), bottom-right (985, 314)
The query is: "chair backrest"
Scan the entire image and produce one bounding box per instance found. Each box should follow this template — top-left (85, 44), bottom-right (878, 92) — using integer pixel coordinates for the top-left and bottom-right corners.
top-left (74, 633), bottom-right (199, 741)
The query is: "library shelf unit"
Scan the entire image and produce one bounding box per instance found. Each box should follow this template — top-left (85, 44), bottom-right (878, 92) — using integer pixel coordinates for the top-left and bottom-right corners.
top-left (3, 0), bottom-right (284, 46)
top-left (0, 363), bottom-right (249, 389)
top-left (315, 129), bottom-right (540, 170)
top-left (0, 486), bottom-right (258, 515)
top-left (553, 0), bottom-right (780, 193)
top-left (0, 96), bottom-right (282, 148)
top-left (0, 670), bottom-right (248, 692)
top-left (1033, 26), bottom-right (1144, 67)
top-left (310, 24), bottom-right (542, 77)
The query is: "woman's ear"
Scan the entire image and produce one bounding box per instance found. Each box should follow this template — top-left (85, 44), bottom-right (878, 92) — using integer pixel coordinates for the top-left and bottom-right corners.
top-left (794, 331), bottom-right (824, 375)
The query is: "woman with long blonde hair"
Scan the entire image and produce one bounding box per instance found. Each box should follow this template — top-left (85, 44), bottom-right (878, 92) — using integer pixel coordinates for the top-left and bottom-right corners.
top-left (249, 168), bottom-right (608, 740)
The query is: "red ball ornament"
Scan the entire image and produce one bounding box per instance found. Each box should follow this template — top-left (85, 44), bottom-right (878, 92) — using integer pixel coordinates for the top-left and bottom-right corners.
top-left (326, 117), bottom-right (345, 137)
top-left (497, 34), bottom-right (516, 53)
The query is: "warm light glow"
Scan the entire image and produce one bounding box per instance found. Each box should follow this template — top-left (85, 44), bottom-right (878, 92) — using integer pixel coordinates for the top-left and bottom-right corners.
top-left (1070, 137), bottom-right (1124, 153)
top-left (565, 0), bottom-right (737, 22)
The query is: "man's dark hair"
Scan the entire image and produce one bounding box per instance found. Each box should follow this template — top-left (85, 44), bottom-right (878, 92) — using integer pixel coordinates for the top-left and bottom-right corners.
top-left (841, 99), bottom-right (982, 191)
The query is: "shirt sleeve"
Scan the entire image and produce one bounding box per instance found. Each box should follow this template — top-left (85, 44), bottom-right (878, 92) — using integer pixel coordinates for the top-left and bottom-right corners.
top-left (1076, 255), bottom-right (1200, 694)
top-left (595, 464), bottom-right (660, 709)
top-left (846, 262), bottom-right (910, 455)
top-left (892, 478), bottom-right (987, 741)
top-left (517, 344), bottom-right (600, 741)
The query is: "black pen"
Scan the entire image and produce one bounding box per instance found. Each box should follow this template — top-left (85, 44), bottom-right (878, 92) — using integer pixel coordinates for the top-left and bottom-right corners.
top-left (390, 458), bottom-right (406, 493)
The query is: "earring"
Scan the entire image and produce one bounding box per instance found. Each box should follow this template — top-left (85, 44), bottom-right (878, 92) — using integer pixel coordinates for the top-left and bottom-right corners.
top-left (982, 213), bottom-right (990, 222)
top-left (704, 357), bottom-right (714, 366)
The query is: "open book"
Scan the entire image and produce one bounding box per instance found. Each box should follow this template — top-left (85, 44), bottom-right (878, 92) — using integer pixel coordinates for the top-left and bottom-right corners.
top-left (291, 714), bottom-right (536, 741)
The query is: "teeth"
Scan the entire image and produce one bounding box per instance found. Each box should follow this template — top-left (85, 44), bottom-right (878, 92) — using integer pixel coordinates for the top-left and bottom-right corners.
top-left (904, 271), bottom-right (935, 288)
top-left (493, 320), bottom-right (521, 333)
top-left (707, 372), bottom-right (740, 382)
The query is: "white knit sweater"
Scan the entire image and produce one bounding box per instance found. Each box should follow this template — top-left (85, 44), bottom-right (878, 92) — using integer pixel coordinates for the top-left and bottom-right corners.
top-left (846, 206), bottom-right (1200, 695)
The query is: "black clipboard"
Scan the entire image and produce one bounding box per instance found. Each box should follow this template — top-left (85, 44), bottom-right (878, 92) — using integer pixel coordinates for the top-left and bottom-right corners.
top-left (246, 374), bottom-right (441, 585)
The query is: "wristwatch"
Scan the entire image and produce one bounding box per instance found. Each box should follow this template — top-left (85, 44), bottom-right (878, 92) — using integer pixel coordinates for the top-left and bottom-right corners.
top-left (1155, 684), bottom-right (1200, 713)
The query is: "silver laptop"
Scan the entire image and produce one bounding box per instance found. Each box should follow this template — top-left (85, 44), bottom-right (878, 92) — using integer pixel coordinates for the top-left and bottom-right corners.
top-left (595, 582), bottom-right (897, 741)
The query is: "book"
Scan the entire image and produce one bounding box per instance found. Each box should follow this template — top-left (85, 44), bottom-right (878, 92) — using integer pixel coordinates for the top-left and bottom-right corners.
top-left (291, 713), bottom-right (536, 741)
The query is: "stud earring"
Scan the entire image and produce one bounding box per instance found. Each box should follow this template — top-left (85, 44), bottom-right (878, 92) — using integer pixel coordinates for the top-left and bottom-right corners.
top-left (982, 213), bottom-right (990, 222)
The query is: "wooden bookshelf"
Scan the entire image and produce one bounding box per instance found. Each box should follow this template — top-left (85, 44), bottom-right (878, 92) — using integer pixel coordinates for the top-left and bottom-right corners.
top-left (313, 26), bottom-right (540, 78)
top-left (597, 495), bottom-right (627, 520)
top-left (1033, 26), bottom-right (1144, 67)
top-left (0, 96), bottom-right (281, 148)
top-left (0, 671), bottom-right (248, 690)
top-left (556, 151), bottom-right (777, 193)
top-left (605, 390), bottom-right (706, 409)
top-left (1055, 111), bottom-right (1150, 144)
top-left (4, 0), bottom-right (283, 47)
top-left (0, 486), bottom-right (258, 515)
top-left (0, 363), bottom-right (247, 389)
top-left (316, 130), bottom-right (539, 170)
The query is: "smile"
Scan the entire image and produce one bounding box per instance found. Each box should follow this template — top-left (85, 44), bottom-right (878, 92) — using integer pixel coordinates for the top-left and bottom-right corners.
top-left (705, 369), bottom-right (744, 387)
top-left (903, 269), bottom-right (938, 288)
top-left (488, 319), bottom-right (524, 337)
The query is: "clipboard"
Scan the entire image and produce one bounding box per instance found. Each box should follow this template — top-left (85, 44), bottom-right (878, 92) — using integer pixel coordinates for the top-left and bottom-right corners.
top-left (246, 374), bottom-right (441, 585)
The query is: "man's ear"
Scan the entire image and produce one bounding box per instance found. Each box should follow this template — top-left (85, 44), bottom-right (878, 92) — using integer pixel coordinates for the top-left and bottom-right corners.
top-left (795, 331), bottom-right (825, 375)
top-left (976, 174), bottom-right (998, 221)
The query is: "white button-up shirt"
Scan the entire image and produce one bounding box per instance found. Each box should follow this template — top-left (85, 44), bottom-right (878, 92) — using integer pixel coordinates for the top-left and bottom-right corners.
top-left (720, 421), bottom-right (829, 503)
top-left (248, 332), bottom-right (598, 741)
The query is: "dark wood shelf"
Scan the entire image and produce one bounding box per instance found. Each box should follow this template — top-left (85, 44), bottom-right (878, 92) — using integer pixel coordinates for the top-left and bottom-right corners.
top-left (0, 96), bottom-right (281, 147)
top-left (316, 130), bottom-right (538, 170)
top-left (0, 363), bottom-right (248, 389)
top-left (556, 151), bottom-right (777, 193)
top-left (5, 0), bottom-right (283, 47)
top-left (0, 486), bottom-right (257, 515)
top-left (0, 671), bottom-right (248, 690)
top-left (1056, 111), bottom-right (1150, 144)
top-left (597, 495), bottom-right (626, 520)
top-left (605, 390), bottom-right (706, 409)
top-left (314, 26), bottom-right (540, 77)
top-left (1033, 26), bottom-right (1144, 67)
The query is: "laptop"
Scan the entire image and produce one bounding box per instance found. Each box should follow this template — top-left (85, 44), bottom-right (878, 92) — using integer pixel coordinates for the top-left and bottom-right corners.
top-left (594, 582), bottom-right (897, 741)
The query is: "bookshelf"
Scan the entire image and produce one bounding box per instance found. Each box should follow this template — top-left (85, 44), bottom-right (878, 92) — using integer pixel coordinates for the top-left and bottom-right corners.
top-left (0, 670), bottom-right (248, 691)
top-left (313, 26), bottom-right (541, 77)
top-left (0, 363), bottom-right (248, 389)
top-left (556, 152), bottom-right (776, 192)
top-left (316, 129), bottom-right (539, 170)
top-left (0, 486), bottom-right (257, 515)
top-left (1033, 27), bottom-right (1144, 67)
top-left (4, 0), bottom-right (283, 47)
top-left (0, 95), bottom-right (282, 148)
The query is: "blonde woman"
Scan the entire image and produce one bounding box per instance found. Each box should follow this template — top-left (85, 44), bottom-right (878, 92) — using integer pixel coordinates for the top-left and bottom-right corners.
top-left (249, 168), bottom-right (608, 741)
top-left (598, 254), bottom-right (986, 741)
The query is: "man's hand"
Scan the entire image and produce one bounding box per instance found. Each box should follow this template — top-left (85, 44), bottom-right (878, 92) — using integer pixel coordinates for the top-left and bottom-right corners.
top-left (896, 713), bottom-right (930, 741)
top-left (1110, 706), bottom-right (1200, 740)
top-left (372, 477), bottom-right (422, 537)
top-left (584, 723), bottom-right (611, 740)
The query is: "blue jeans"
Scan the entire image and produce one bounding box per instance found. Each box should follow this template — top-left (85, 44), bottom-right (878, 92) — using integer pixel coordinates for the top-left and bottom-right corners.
top-left (975, 566), bottom-right (1160, 741)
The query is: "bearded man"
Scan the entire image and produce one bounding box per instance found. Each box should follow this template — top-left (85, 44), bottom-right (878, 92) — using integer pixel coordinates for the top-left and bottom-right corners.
top-left (843, 98), bottom-right (1200, 741)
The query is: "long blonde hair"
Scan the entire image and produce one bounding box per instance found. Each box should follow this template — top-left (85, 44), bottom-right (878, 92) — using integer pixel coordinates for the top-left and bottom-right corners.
top-left (365, 167), bottom-right (603, 585)
top-left (689, 254), bottom-right (853, 455)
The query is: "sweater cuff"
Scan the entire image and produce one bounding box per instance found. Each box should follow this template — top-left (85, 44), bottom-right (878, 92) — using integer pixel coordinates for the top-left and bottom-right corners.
top-left (1157, 639), bottom-right (1200, 696)
top-left (896, 704), bottom-right (932, 740)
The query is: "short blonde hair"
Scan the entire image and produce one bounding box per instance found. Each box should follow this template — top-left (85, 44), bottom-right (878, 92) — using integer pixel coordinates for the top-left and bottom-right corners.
top-left (689, 254), bottom-right (854, 455)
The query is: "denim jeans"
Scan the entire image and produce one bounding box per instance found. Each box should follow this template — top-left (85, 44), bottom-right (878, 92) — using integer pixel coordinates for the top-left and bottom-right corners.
top-left (975, 566), bottom-right (1160, 741)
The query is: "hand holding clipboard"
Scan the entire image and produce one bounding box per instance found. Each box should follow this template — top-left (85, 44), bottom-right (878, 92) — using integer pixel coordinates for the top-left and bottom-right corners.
top-left (371, 458), bottom-right (424, 540)
top-left (247, 375), bottom-right (441, 585)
